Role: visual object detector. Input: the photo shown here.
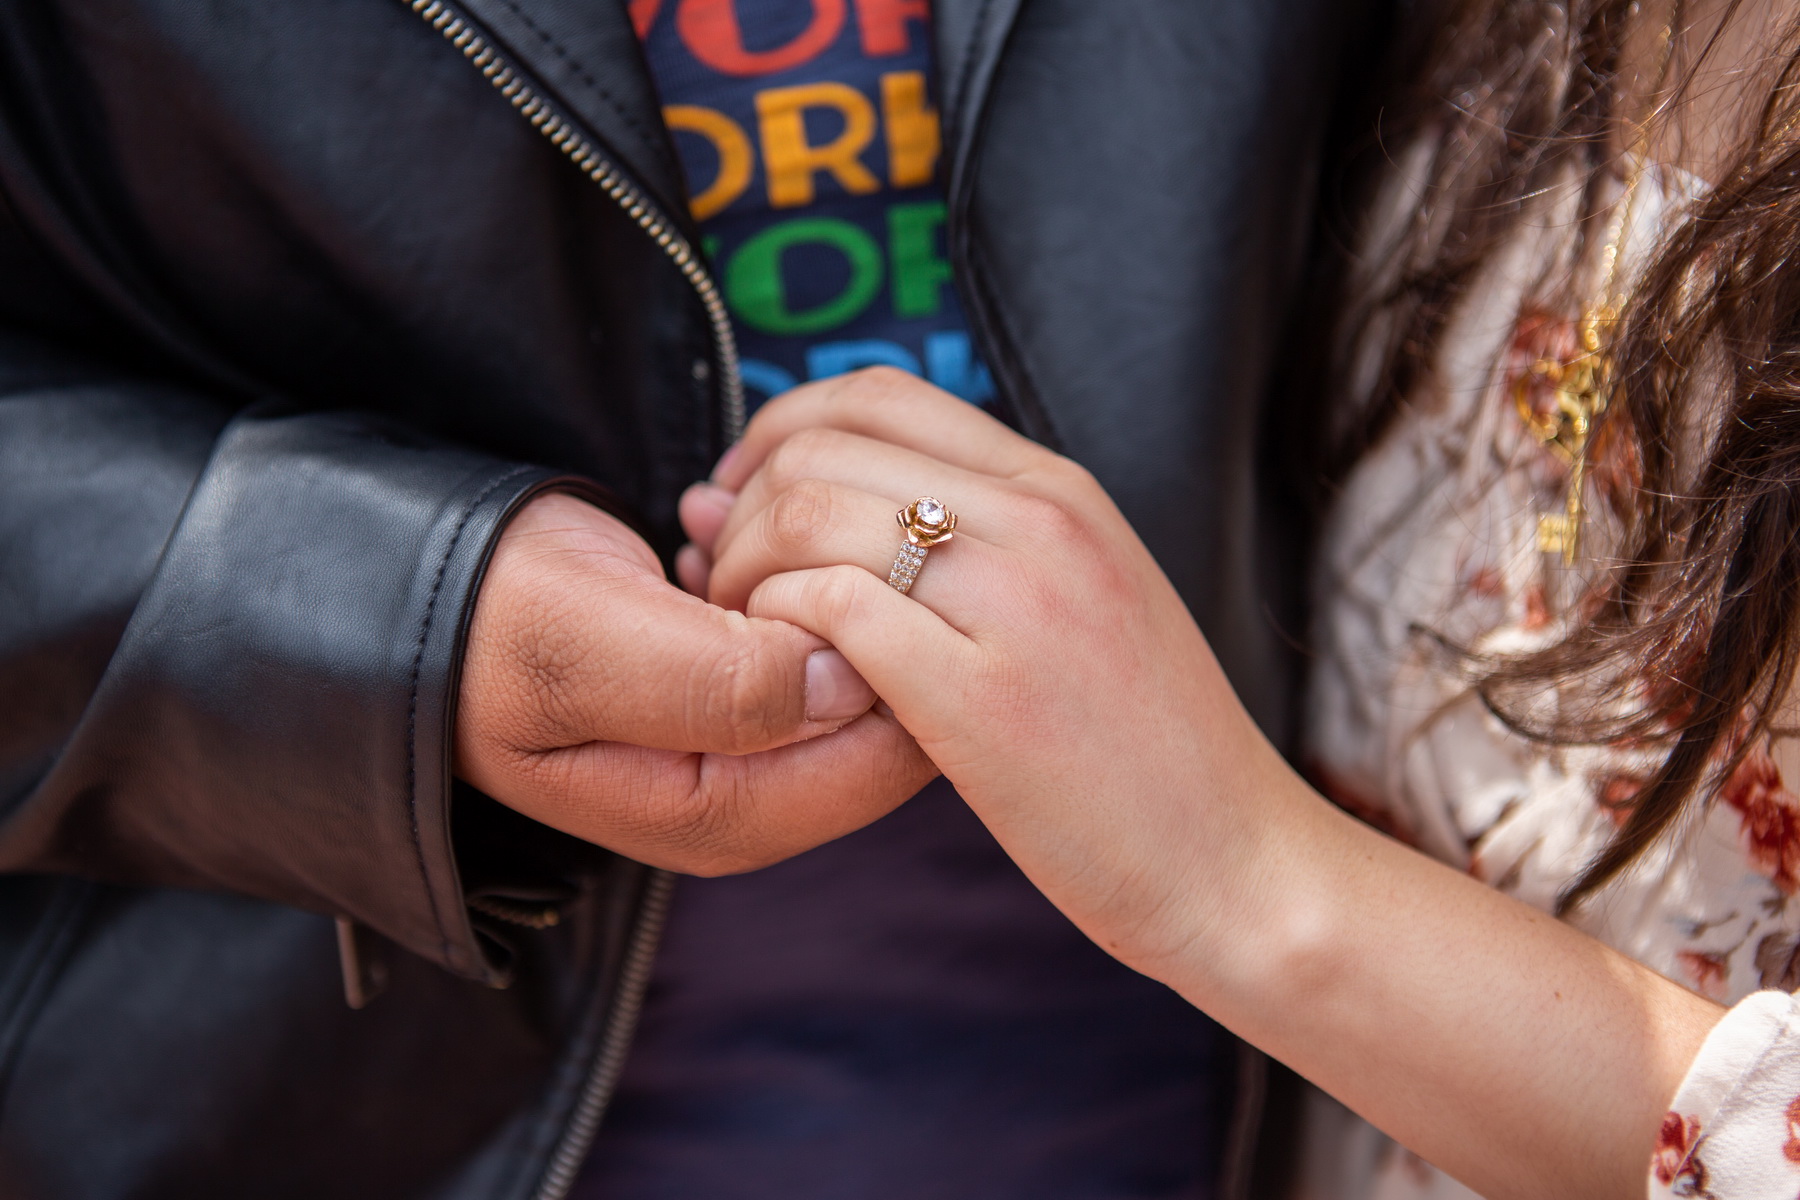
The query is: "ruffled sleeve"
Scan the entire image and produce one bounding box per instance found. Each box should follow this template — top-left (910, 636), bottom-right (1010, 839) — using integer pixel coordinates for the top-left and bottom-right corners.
top-left (1650, 991), bottom-right (1800, 1198)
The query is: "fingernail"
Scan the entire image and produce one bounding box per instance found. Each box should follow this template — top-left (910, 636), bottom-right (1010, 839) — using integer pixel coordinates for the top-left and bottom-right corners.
top-left (679, 483), bottom-right (736, 551)
top-left (674, 544), bottom-right (711, 596)
top-left (805, 649), bottom-right (875, 723)
top-left (711, 442), bottom-right (743, 484)
top-left (686, 481), bottom-right (735, 516)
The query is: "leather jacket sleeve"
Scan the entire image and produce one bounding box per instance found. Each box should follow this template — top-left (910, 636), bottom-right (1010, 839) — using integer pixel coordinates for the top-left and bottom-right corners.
top-left (0, 328), bottom-right (576, 986)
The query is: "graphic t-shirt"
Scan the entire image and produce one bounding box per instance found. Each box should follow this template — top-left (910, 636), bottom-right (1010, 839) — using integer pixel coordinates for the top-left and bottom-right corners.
top-left (629, 0), bottom-right (991, 410)
top-left (573, 5), bottom-right (1235, 1197)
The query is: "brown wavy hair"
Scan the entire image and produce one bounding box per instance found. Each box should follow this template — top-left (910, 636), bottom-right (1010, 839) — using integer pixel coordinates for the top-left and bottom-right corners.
top-left (1332, 0), bottom-right (1800, 910)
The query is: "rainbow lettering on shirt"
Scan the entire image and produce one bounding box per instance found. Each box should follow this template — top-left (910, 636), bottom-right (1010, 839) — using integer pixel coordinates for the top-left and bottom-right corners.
top-left (635, 0), bottom-right (993, 411)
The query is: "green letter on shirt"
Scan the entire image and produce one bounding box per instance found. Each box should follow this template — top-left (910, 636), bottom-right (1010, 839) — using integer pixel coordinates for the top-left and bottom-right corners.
top-left (726, 217), bottom-right (885, 335)
top-left (889, 201), bottom-right (952, 320)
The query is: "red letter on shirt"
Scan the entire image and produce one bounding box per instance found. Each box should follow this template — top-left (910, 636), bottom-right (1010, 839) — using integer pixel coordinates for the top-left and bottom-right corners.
top-left (630, 0), bottom-right (664, 37)
top-left (678, 0), bottom-right (846, 77)
top-left (854, 0), bottom-right (929, 57)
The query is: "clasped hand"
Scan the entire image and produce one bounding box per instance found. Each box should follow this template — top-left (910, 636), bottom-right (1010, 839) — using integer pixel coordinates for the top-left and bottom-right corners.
top-left (682, 368), bottom-right (1278, 971)
top-left (458, 367), bottom-right (1269, 974)
top-left (454, 458), bottom-right (937, 877)
top-left (463, 368), bottom-right (1727, 1200)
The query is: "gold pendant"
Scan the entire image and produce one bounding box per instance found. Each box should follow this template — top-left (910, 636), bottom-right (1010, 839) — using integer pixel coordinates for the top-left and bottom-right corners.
top-left (1512, 309), bottom-right (1614, 565)
top-left (1535, 466), bottom-right (1587, 562)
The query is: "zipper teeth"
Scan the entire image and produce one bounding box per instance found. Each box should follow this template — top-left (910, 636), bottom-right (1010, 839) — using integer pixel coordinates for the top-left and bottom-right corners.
top-left (403, 10), bottom-right (707, 1195)
top-left (407, 0), bottom-right (746, 443)
top-left (467, 894), bottom-right (562, 930)
top-left (531, 868), bottom-right (675, 1200)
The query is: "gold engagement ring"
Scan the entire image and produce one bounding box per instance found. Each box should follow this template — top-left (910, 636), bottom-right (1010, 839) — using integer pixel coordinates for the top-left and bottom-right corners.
top-left (888, 497), bottom-right (956, 595)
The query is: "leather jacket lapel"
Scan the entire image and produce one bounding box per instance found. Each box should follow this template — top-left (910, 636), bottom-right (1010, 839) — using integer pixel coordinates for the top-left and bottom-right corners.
top-left (437, 0), bottom-right (1018, 256)
top-left (452, 0), bottom-right (690, 223)
top-left (932, 0), bottom-right (1025, 192)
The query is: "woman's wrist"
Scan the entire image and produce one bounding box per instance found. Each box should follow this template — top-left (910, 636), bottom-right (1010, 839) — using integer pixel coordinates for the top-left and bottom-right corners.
top-left (1128, 745), bottom-right (1347, 1017)
top-left (1130, 738), bottom-right (1723, 1200)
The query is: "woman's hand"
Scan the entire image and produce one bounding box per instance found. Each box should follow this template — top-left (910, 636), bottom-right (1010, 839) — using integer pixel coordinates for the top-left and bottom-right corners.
top-left (689, 368), bottom-right (1272, 970)
top-left (683, 368), bottom-right (1725, 1200)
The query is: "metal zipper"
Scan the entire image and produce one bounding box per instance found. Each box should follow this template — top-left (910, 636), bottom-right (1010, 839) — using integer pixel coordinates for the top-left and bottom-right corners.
top-left (531, 868), bottom-right (675, 1200)
top-left (406, 0), bottom-right (746, 444)
top-left (401, 6), bottom-right (723, 1195)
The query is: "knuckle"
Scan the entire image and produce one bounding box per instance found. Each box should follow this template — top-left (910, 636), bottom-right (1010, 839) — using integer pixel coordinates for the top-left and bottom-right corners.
top-left (638, 790), bottom-right (739, 874)
top-left (767, 478), bottom-right (835, 553)
top-left (849, 364), bottom-right (915, 394)
top-left (693, 632), bottom-right (795, 752)
top-left (851, 365), bottom-right (935, 412)
top-left (1046, 455), bottom-right (1102, 494)
top-left (1014, 492), bottom-right (1089, 545)
top-left (653, 775), bottom-right (777, 877)
top-left (810, 563), bottom-right (870, 631)
top-left (760, 436), bottom-right (809, 491)
top-left (785, 425), bottom-right (843, 460)
top-left (465, 592), bottom-right (585, 754)
top-left (762, 427), bottom-right (836, 489)
top-left (751, 383), bottom-right (802, 424)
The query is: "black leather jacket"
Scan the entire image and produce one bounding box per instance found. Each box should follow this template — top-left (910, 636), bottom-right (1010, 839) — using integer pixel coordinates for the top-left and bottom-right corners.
top-left (0, 1), bottom-right (1346, 1196)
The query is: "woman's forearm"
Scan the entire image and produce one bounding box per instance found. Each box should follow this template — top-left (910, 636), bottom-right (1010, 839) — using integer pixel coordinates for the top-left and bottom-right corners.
top-left (700, 381), bottom-right (1729, 1200)
top-left (1143, 744), bottom-right (1722, 1200)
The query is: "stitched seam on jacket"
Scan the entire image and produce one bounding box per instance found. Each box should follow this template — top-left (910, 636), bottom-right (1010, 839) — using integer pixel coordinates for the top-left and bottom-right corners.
top-left (944, 0), bottom-right (1058, 447)
top-left (406, 463), bottom-right (538, 968)
top-left (492, 0), bottom-right (666, 151)
top-left (0, 882), bottom-right (94, 1130)
top-left (951, 0), bottom-right (1000, 132)
top-left (966, 235), bottom-right (1060, 449)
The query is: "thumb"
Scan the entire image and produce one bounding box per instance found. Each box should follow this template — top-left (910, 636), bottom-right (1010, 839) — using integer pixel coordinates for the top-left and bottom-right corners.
top-left (575, 572), bottom-right (878, 755)
top-left (462, 492), bottom-right (876, 766)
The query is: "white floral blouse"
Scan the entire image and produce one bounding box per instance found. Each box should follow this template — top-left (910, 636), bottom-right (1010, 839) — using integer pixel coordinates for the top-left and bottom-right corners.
top-left (1303, 162), bottom-right (1800, 1199)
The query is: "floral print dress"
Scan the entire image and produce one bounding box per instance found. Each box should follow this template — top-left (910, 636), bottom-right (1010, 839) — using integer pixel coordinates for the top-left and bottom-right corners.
top-left (1304, 163), bottom-right (1800, 1200)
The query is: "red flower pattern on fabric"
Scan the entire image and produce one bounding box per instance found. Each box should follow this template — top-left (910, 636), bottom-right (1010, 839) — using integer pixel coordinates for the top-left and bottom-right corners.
top-left (1504, 308), bottom-right (1642, 517)
top-left (1310, 168), bottom-right (1800, 1200)
top-left (1307, 761), bottom-right (1418, 847)
top-left (1596, 772), bottom-right (1647, 828)
top-left (1679, 951), bottom-right (1730, 1000)
top-left (1783, 1095), bottom-right (1800, 1164)
top-left (1504, 310), bottom-right (1581, 426)
top-left (1522, 583), bottom-right (1551, 631)
top-left (1720, 747), bottom-right (1800, 895)
top-left (1465, 565), bottom-right (1504, 599)
top-left (1653, 1112), bottom-right (1712, 1197)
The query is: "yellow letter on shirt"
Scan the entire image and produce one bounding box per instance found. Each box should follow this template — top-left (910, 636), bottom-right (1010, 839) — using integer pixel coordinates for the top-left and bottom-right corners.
top-left (880, 71), bottom-right (939, 189)
top-left (756, 82), bottom-right (881, 209)
top-left (664, 104), bottom-right (754, 220)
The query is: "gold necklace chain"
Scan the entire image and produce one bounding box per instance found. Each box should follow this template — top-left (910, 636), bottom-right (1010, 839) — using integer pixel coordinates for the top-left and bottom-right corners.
top-left (1516, 0), bottom-right (1684, 564)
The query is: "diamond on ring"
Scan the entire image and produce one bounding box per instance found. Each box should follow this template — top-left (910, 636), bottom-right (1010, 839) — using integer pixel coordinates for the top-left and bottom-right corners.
top-left (889, 497), bottom-right (956, 595)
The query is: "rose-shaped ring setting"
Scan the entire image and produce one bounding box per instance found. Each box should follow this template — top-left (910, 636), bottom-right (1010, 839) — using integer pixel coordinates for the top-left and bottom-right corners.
top-left (887, 497), bottom-right (957, 595)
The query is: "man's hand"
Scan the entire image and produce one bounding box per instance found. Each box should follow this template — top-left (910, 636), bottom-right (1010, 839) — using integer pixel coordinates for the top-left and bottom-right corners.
top-left (455, 492), bottom-right (937, 876)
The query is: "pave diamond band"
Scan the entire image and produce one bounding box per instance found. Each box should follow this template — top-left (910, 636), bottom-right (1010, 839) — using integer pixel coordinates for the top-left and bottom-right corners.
top-left (888, 496), bottom-right (957, 595)
top-left (888, 541), bottom-right (930, 594)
